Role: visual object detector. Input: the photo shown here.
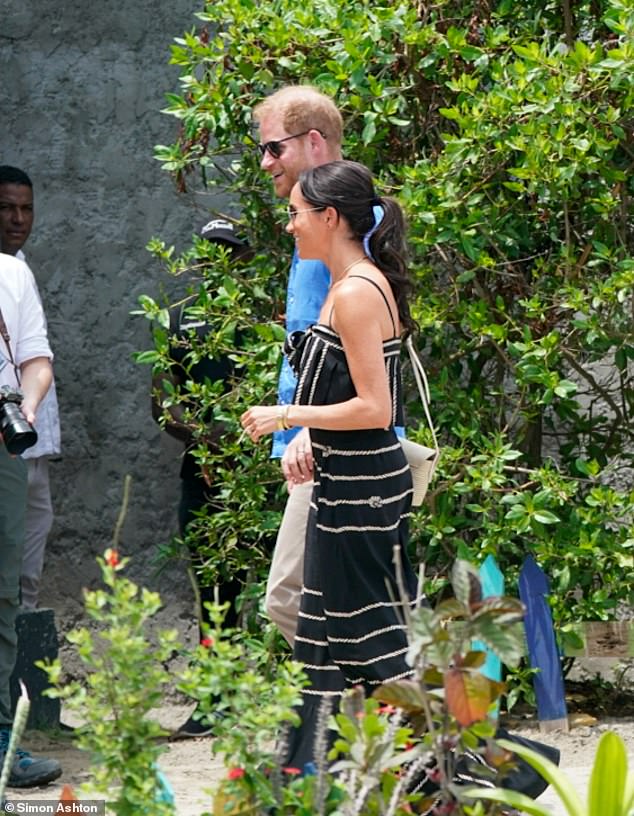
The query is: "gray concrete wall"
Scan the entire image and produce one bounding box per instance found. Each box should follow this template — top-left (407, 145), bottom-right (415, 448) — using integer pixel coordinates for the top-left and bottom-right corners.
top-left (0, 1), bottom-right (207, 621)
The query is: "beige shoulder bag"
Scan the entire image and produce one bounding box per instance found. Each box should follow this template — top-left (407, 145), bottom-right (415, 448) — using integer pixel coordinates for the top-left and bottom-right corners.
top-left (400, 336), bottom-right (440, 506)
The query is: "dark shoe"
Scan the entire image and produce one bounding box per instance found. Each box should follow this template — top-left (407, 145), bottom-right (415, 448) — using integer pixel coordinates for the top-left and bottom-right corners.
top-left (406, 729), bottom-right (560, 804)
top-left (0, 728), bottom-right (62, 788)
top-left (455, 728), bottom-right (560, 800)
top-left (495, 727), bottom-right (560, 800)
top-left (168, 709), bottom-right (215, 741)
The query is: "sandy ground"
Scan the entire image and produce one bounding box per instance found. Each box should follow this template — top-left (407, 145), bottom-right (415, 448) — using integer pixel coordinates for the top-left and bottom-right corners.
top-left (4, 704), bottom-right (634, 815)
top-left (4, 704), bottom-right (223, 814)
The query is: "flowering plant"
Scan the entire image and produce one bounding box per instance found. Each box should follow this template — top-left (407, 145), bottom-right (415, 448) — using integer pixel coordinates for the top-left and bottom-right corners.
top-left (205, 559), bottom-right (530, 815)
top-left (41, 549), bottom-right (538, 815)
top-left (40, 550), bottom-right (179, 815)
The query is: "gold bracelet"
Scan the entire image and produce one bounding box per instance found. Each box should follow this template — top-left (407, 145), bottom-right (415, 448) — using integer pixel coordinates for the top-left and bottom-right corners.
top-left (275, 407), bottom-right (285, 432)
top-left (282, 404), bottom-right (292, 431)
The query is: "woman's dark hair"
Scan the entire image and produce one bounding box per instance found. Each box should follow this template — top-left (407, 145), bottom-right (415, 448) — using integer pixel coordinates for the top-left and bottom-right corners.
top-left (298, 160), bottom-right (416, 334)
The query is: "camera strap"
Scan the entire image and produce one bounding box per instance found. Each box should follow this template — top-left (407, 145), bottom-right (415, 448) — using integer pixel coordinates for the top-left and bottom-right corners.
top-left (0, 306), bottom-right (21, 386)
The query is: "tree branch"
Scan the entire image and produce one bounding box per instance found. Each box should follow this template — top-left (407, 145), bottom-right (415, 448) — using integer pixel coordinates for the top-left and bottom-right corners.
top-left (561, 349), bottom-right (623, 422)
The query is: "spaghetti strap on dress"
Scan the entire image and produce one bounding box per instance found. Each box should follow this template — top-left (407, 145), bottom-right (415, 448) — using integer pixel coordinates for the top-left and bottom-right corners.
top-left (347, 274), bottom-right (398, 336)
top-left (325, 274), bottom-right (398, 337)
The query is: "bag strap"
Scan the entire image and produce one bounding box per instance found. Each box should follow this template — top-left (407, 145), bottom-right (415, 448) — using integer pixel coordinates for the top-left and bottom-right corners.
top-left (0, 306), bottom-right (21, 385)
top-left (405, 335), bottom-right (438, 453)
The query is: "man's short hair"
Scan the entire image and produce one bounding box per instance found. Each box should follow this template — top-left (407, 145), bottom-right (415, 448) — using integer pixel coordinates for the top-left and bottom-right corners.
top-left (0, 166), bottom-right (32, 187)
top-left (253, 85), bottom-right (343, 149)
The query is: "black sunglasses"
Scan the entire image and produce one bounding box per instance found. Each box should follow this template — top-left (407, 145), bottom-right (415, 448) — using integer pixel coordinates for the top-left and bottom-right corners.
top-left (257, 129), bottom-right (326, 159)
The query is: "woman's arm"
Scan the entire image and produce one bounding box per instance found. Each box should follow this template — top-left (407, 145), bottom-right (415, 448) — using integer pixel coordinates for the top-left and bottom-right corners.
top-left (241, 280), bottom-right (393, 441)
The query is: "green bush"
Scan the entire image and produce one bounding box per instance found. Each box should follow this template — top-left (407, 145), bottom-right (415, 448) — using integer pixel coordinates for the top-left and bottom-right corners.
top-left (41, 549), bottom-right (178, 815)
top-left (138, 0), bottom-right (634, 629)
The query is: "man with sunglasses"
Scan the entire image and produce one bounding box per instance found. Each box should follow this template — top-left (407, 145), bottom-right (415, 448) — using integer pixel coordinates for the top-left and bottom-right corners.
top-left (250, 88), bottom-right (561, 805)
top-left (252, 86), bottom-right (343, 646)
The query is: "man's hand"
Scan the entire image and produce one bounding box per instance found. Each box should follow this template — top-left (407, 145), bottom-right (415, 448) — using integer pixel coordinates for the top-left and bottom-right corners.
top-left (281, 427), bottom-right (313, 491)
top-left (19, 401), bottom-right (37, 425)
top-left (19, 356), bottom-right (52, 424)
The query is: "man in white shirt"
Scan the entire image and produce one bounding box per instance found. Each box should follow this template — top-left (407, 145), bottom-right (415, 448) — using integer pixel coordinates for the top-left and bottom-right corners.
top-left (0, 251), bottom-right (62, 786)
top-left (0, 166), bottom-right (61, 609)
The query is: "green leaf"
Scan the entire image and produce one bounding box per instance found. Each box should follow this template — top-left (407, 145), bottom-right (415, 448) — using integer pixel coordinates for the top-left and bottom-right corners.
top-left (496, 738), bottom-right (585, 816)
top-left (362, 117), bottom-right (377, 144)
top-left (512, 43), bottom-right (542, 61)
top-left (615, 347), bottom-right (627, 370)
top-left (460, 233), bottom-right (479, 261)
top-left (554, 379), bottom-right (578, 397)
top-left (575, 458), bottom-right (592, 477)
top-left (436, 597), bottom-right (467, 619)
top-left (460, 45), bottom-right (484, 62)
top-left (533, 510), bottom-right (560, 525)
top-left (452, 560), bottom-right (482, 607)
top-left (456, 269), bottom-right (476, 283)
top-left (588, 731), bottom-right (627, 816)
top-left (134, 350), bottom-right (161, 365)
top-left (460, 650), bottom-right (487, 669)
top-left (623, 770), bottom-right (634, 816)
top-left (503, 181), bottom-right (526, 192)
top-left (156, 308), bottom-right (170, 329)
top-left (439, 107), bottom-right (461, 121)
top-left (462, 786), bottom-right (553, 815)
top-left (473, 618), bottom-right (525, 665)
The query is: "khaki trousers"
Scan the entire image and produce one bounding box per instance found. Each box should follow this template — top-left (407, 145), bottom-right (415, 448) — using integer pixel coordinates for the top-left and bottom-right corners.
top-left (265, 480), bottom-right (312, 647)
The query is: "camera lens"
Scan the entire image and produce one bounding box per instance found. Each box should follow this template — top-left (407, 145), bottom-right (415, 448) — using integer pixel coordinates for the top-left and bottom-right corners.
top-left (0, 401), bottom-right (38, 455)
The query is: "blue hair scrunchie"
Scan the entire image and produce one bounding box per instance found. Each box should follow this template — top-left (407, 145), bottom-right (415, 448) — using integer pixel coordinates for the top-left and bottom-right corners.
top-left (363, 203), bottom-right (385, 261)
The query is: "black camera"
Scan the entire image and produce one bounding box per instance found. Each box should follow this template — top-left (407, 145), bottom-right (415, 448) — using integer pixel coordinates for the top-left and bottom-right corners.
top-left (0, 385), bottom-right (38, 455)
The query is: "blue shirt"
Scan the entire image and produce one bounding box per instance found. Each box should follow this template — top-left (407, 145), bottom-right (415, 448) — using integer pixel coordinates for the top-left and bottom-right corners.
top-left (272, 250), bottom-right (331, 458)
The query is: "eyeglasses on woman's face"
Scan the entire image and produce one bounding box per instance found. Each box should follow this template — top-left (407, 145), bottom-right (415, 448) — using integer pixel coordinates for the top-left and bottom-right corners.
top-left (287, 205), bottom-right (325, 221)
top-left (257, 129), bottom-right (326, 159)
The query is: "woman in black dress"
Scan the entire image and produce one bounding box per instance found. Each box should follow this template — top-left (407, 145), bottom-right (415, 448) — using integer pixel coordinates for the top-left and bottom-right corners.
top-left (241, 160), bottom-right (420, 769)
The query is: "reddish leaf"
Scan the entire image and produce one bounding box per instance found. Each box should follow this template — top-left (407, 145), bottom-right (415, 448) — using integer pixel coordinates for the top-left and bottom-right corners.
top-left (59, 784), bottom-right (79, 803)
top-left (444, 668), bottom-right (493, 727)
top-left (471, 596), bottom-right (525, 622)
top-left (374, 679), bottom-right (427, 712)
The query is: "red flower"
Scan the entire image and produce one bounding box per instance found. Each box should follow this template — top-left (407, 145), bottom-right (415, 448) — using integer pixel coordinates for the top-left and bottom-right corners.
top-left (227, 767), bottom-right (245, 780)
top-left (200, 637), bottom-right (214, 648)
top-left (378, 704), bottom-right (397, 715)
top-left (282, 767), bottom-right (301, 775)
top-left (104, 549), bottom-right (120, 567)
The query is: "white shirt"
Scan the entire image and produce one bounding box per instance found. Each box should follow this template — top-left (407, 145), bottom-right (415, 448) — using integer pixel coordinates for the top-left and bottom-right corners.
top-left (14, 249), bottom-right (60, 457)
top-left (0, 253), bottom-right (54, 450)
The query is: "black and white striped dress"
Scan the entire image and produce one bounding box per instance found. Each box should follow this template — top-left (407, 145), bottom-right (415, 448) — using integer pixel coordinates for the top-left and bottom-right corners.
top-left (283, 288), bottom-right (419, 769)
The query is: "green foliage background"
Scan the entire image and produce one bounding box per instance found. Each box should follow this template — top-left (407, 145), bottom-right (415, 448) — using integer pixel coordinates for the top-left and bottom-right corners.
top-left (138, 0), bottom-right (634, 630)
